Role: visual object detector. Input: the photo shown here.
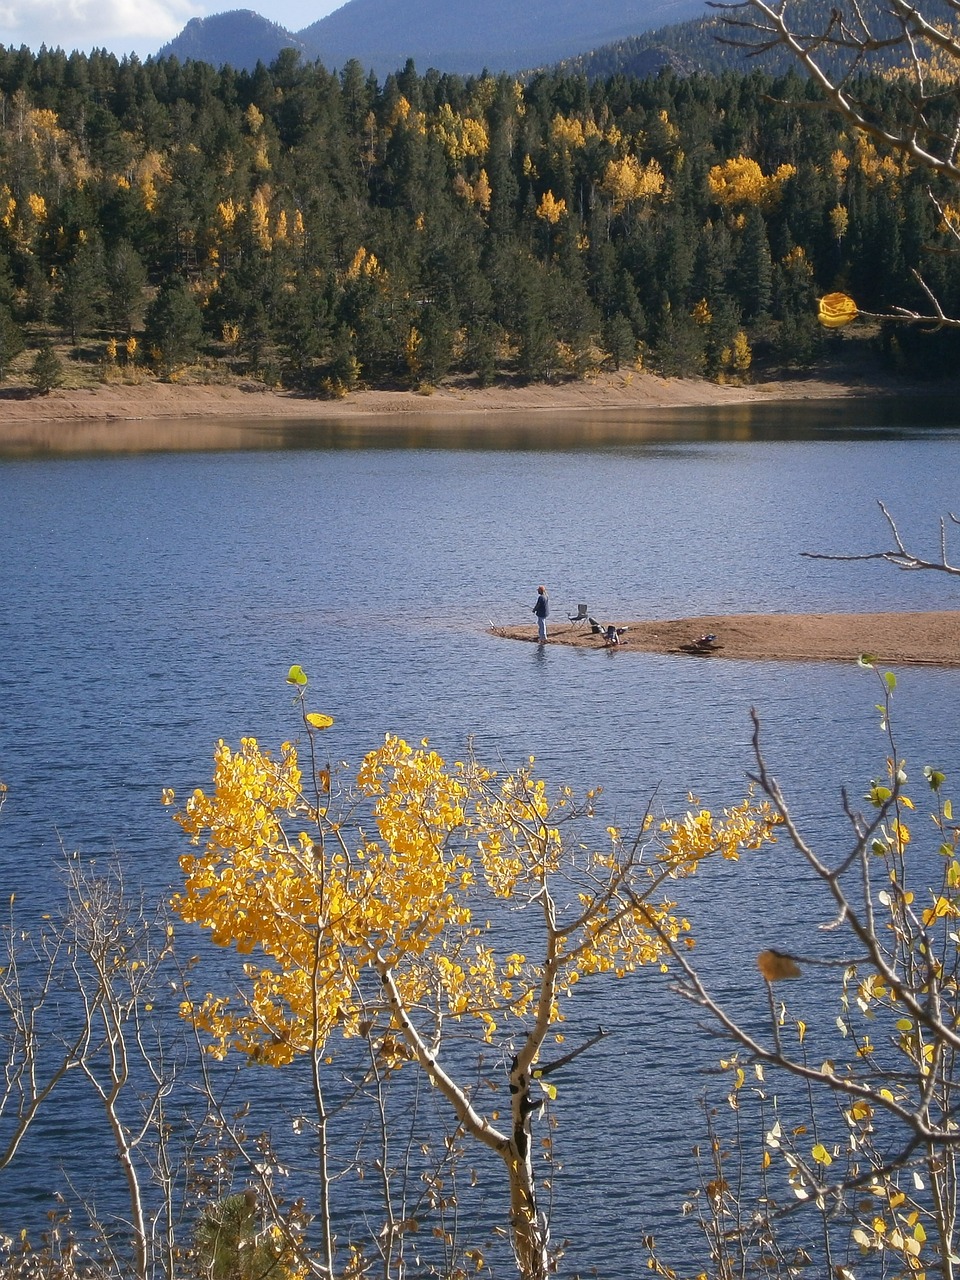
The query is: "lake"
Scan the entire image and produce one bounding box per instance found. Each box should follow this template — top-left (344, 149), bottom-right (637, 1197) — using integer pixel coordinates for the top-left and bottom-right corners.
top-left (2, 396), bottom-right (960, 1276)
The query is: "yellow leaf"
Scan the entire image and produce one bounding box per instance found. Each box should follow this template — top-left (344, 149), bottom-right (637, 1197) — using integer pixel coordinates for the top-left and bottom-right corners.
top-left (818, 291), bottom-right (858, 327)
top-left (811, 1142), bottom-right (833, 1165)
top-left (757, 949), bottom-right (802, 981)
top-left (306, 712), bottom-right (335, 730)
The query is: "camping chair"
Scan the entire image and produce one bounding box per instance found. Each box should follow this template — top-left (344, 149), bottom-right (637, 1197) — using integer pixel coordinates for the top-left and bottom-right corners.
top-left (568, 603), bottom-right (589, 625)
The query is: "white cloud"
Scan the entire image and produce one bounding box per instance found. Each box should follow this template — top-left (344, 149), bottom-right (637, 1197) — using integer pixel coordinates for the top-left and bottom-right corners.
top-left (0, 0), bottom-right (202, 58)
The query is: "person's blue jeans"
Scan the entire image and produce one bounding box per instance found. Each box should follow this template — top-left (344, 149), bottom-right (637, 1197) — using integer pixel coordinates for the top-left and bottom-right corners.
top-left (537, 615), bottom-right (547, 642)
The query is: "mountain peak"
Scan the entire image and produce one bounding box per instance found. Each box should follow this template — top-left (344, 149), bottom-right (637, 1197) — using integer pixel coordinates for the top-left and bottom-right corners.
top-left (157, 10), bottom-right (313, 68)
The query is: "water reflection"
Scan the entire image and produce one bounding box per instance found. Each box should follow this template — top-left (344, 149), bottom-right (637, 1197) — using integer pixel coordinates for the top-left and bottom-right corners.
top-left (2, 393), bottom-right (960, 458)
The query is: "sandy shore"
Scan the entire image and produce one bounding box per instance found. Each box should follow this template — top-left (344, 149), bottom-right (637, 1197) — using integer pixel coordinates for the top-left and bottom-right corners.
top-left (495, 612), bottom-right (960, 667)
top-left (0, 369), bottom-right (866, 423)
top-left (0, 365), bottom-right (930, 456)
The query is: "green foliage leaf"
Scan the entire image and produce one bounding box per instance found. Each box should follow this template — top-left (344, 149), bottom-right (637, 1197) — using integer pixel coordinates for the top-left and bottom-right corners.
top-left (883, 670), bottom-right (897, 692)
top-left (924, 766), bottom-right (946, 792)
top-left (305, 712), bottom-right (335, 730)
top-left (867, 784), bottom-right (892, 808)
top-left (858, 654), bottom-right (877, 668)
top-left (286, 664), bottom-right (308, 687)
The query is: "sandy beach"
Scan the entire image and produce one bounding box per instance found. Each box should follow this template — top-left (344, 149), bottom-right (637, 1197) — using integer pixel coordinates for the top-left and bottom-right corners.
top-left (495, 612), bottom-right (960, 667)
top-left (0, 367), bottom-right (874, 425)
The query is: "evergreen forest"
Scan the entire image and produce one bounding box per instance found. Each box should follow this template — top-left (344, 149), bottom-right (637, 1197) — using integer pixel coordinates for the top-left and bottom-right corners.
top-left (2, 44), bottom-right (959, 394)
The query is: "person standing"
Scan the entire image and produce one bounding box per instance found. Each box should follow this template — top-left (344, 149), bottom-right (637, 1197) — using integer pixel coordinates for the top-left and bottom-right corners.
top-left (533, 585), bottom-right (549, 642)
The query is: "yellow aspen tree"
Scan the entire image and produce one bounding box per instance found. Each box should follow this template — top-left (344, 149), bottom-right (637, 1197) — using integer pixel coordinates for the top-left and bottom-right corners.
top-left (599, 155), bottom-right (666, 214)
top-left (731, 330), bottom-right (752, 376)
top-left (250, 187), bottom-right (272, 251)
top-left (169, 668), bottom-right (780, 1280)
top-left (707, 156), bottom-right (797, 209)
top-left (535, 191), bottom-right (566, 224)
top-left (472, 169), bottom-right (491, 211)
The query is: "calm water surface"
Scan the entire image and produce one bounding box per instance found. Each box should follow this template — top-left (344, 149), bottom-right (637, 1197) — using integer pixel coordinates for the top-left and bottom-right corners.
top-left (2, 398), bottom-right (960, 1274)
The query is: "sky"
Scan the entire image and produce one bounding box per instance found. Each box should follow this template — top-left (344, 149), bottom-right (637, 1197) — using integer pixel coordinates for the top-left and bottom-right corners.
top-left (0, 0), bottom-right (345, 59)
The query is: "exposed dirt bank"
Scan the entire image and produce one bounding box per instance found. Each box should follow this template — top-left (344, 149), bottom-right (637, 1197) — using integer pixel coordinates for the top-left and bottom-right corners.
top-left (0, 365), bottom-right (939, 456)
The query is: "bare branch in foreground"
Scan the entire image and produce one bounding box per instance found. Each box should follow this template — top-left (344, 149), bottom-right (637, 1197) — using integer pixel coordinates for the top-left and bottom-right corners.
top-left (802, 499), bottom-right (960, 576)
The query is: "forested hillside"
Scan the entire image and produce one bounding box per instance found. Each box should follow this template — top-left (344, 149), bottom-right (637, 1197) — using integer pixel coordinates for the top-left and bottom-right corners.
top-left (1, 45), bottom-right (958, 396)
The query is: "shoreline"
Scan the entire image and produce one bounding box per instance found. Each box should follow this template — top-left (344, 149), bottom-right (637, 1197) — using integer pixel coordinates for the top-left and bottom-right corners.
top-left (494, 611), bottom-right (960, 667)
top-left (0, 366), bottom-right (949, 457)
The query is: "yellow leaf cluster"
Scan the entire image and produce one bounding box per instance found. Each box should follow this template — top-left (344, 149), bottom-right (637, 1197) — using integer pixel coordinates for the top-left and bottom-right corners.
top-left (830, 147), bottom-right (850, 186)
top-left (536, 191), bottom-right (567, 224)
top-left (389, 95), bottom-right (426, 136)
top-left (345, 245), bottom-right (386, 281)
top-left (549, 113), bottom-right (601, 151)
top-left (659, 794), bottom-right (780, 872)
top-left (782, 245), bottom-right (813, 277)
top-left (134, 151), bottom-right (166, 212)
top-left (691, 299), bottom-right (712, 326)
top-left (818, 291), bottom-right (858, 327)
top-left (217, 197), bottom-right (241, 231)
top-left (707, 156), bottom-right (796, 210)
top-left (855, 134), bottom-right (907, 188)
top-left (453, 170), bottom-right (491, 211)
top-left (251, 186), bottom-right (272, 250)
top-left (433, 104), bottom-right (489, 162)
top-left (27, 192), bottom-right (47, 221)
top-left (171, 734), bottom-right (780, 1073)
top-left (0, 185), bottom-right (14, 228)
top-left (599, 155), bottom-right (666, 214)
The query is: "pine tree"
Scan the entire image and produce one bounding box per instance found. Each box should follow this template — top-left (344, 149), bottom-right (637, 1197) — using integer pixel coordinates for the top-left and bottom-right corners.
top-left (29, 340), bottom-right (64, 394)
top-left (0, 304), bottom-right (24, 381)
top-left (143, 275), bottom-right (204, 371)
top-left (105, 240), bottom-right (148, 335)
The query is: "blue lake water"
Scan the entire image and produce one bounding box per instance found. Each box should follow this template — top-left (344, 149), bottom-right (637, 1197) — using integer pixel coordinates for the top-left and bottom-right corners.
top-left (2, 397), bottom-right (960, 1275)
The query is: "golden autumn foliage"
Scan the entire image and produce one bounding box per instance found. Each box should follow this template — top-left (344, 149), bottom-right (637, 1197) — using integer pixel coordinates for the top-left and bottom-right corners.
top-left (535, 190), bottom-right (567, 224)
top-left (433, 103), bottom-right (489, 162)
top-left (818, 290), bottom-right (858, 327)
top-left (854, 133), bottom-right (907, 188)
top-left (707, 156), bottom-right (797, 209)
top-left (250, 186), bottom-right (272, 251)
top-left (169, 720), bottom-right (780, 1070)
top-left (549, 114), bottom-right (602, 151)
top-left (599, 155), bottom-right (666, 213)
top-left (167, 679), bottom-right (782, 1278)
top-left (345, 245), bottom-right (386, 281)
top-left (829, 203), bottom-right (850, 241)
top-left (453, 170), bottom-right (491, 211)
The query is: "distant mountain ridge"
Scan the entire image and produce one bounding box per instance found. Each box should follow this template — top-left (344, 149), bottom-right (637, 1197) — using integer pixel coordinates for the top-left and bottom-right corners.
top-left (158, 11), bottom-right (315, 70)
top-left (156, 0), bottom-right (712, 76)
